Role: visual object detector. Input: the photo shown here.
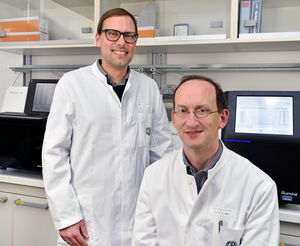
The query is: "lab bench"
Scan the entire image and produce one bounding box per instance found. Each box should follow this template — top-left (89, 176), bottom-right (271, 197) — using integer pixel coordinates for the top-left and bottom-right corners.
top-left (280, 204), bottom-right (300, 245)
top-left (0, 168), bottom-right (300, 245)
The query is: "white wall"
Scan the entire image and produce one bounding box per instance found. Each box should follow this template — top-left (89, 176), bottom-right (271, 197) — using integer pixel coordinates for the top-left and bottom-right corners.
top-left (1, 47), bottom-right (299, 152)
top-left (1, 49), bottom-right (300, 109)
top-left (0, 49), bottom-right (148, 110)
top-left (166, 50), bottom-right (300, 91)
top-left (0, 51), bottom-right (23, 108)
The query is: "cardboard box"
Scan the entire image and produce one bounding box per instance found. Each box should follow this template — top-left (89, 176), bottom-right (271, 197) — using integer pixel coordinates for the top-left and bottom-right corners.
top-left (0, 16), bottom-right (48, 42)
top-left (138, 26), bottom-right (158, 38)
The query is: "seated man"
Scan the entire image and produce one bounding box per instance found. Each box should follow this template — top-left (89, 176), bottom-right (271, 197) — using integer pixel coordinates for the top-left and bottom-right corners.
top-left (132, 75), bottom-right (279, 246)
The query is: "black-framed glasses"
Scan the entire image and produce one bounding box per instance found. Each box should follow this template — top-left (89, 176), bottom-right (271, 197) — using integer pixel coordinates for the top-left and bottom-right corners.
top-left (101, 29), bottom-right (138, 44)
top-left (174, 107), bottom-right (219, 119)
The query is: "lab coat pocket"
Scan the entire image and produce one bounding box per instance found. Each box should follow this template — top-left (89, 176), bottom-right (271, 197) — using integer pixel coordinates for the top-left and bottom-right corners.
top-left (216, 226), bottom-right (243, 246)
top-left (137, 112), bottom-right (151, 148)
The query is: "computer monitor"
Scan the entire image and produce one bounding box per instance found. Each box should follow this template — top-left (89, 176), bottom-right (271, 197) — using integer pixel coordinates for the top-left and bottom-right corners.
top-left (222, 91), bottom-right (300, 204)
top-left (24, 79), bottom-right (58, 116)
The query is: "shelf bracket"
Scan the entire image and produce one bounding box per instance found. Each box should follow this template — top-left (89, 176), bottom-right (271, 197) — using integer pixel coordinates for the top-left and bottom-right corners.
top-left (23, 55), bottom-right (32, 86)
top-left (148, 52), bottom-right (167, 92)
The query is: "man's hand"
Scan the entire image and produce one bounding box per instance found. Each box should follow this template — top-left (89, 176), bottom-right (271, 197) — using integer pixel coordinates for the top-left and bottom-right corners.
top-left (59, 220), bottom-right (89, 246)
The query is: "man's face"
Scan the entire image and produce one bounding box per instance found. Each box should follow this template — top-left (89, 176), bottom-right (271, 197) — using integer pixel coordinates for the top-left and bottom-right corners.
top-left (172, 80), bottom-right (229, 152)
top-left (95, 15), bottom-right (136, 72)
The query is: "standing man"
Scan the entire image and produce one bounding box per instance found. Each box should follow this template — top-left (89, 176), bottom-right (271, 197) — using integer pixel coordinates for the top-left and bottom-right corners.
top-left (42, 8), bottom-right (172, 246)
top-left (132, 75), bottom-right (279, 246)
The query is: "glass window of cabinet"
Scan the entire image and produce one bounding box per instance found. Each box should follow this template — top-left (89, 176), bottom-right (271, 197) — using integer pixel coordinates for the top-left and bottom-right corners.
top-left (0, 0), bottom-right (94, 43)
top-left (101, 0), bottom-right (228, 41)
top-left (238, 0), bottom-right (300, 38)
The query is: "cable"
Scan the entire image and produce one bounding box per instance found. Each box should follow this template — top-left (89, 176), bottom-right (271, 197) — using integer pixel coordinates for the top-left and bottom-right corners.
top-left (12, 72), bottom-right (22, 86)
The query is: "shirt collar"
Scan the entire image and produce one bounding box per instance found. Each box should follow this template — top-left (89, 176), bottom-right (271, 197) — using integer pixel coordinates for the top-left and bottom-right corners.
top-left (97, 59), bottom-right (130, 87)
top-left (183, 140), bottom-right (223, 175)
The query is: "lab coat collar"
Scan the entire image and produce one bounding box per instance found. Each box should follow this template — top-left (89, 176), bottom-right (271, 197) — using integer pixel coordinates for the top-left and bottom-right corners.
top-left (176, 141), bottom-right (228, 180)
top-left (90, 60), bottom-right (133, 96)
top-left (207, 141), bottom-right (228, 178)
top-left (90, 61), bottom-right (121, 105)
top-left (96, 59), bottom-right (130, 86)
top-left (91, 60), bottom-right (107, 82)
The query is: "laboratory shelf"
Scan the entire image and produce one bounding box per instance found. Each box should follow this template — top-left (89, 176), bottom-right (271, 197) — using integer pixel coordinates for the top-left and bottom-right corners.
top-left (2, 38), bottom-right (300, 56)
top-left (9, 65), bottom-right (85, 72)
top-left (10, 63), bottom-right (300, 73)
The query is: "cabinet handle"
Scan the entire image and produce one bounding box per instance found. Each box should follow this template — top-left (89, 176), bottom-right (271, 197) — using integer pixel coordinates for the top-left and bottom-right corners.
top-left (14, 199), bottom-right (48, 209)
top-left (0, 196), bottom-right (8, 203)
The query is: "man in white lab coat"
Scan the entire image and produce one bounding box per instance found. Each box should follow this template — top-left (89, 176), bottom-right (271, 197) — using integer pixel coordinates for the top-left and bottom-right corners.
top-left (42, 8), bottom-right (172, 246)
top-left (132, 75), bottom-right (279, 246)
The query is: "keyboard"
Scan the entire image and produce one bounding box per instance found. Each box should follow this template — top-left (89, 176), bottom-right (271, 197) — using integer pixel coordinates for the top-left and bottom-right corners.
top-left (0, 155), bottom-right (16, 168)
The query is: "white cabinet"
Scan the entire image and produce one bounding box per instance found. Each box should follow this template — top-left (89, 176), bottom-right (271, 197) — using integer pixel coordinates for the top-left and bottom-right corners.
top-left (0, 0), bottom-right (97, 49)
top-left (0, 170), bottom-right (57, 246)
top-left (0, 192), bottom-right (12, 246)
top-left (0, 0), bottom-right (300, 54)
top-left (254, 0), bottom-right (300, 34)
top-left (102, 0), bottom-right (228, 37)
top-left (280, 205), bottom-right (300, 245)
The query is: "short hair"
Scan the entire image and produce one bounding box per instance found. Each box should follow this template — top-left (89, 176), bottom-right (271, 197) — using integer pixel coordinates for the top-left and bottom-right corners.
top-left (173, 75), bottom-right (227, 112)
top-left (97, 8), bottom-right (138, 34)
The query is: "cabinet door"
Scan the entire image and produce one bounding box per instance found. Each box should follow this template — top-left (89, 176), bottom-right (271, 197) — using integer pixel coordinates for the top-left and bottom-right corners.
top-left (12, 194), bottom-right (57, 246)
top-left (238, 0), bottom-right (300, 38)
top-left (0, 192), bottom-right (13, 246)
top-left (260, 0), bottom-right (300, 33)
top-left (0, 0), bottom-right (95, 43)
top-left (101, 0), bottom-right (228, 37)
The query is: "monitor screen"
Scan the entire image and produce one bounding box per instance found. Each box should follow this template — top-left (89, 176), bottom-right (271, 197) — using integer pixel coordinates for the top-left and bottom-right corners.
top-left (235, 96), bottom-right (293, 135)
top-left (32, 83), bottom-right (57, 112)
top-left (222, 91), bottom-right (300, 204)
top-left (24, 79), bottom-right (58, 115)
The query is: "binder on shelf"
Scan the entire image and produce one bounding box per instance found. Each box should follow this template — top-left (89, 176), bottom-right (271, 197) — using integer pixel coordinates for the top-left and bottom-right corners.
top-left (239, 0), bottom-right (252, 34)
top-left (250, 0), bottom-right (262, 33)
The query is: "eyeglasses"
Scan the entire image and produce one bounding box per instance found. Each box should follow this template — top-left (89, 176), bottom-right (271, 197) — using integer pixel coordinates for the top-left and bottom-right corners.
top-left (101, 29), bottom-right (138, 44)
top-left (174, 107), bottom-right (219, 119)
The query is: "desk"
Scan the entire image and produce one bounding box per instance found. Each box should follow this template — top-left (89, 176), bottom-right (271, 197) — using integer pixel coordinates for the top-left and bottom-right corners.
top-left (0, 168), bottom-right (57, 246)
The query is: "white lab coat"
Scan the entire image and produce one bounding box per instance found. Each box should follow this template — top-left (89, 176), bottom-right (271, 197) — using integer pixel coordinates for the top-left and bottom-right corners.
top-left (132, 143), bottom-right (279, 246)
top-left (42, 61), bottom-right (173, 246)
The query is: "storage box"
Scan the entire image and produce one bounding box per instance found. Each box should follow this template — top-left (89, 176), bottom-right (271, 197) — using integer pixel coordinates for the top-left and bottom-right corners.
top-left (0, 16), bottom-right (48, 42)
top-left (138, 26), bottom-right (158, 38)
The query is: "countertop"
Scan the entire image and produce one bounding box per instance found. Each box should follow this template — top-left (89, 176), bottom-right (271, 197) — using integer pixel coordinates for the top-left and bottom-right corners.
top-left (0, 168), bottom-right (43, 188)
top-left (1, 168), bottom-right (300, 224)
